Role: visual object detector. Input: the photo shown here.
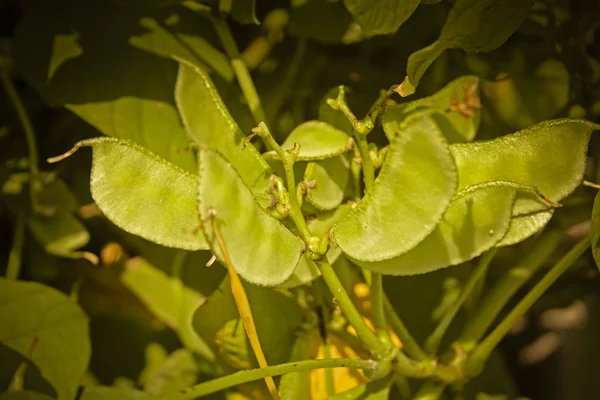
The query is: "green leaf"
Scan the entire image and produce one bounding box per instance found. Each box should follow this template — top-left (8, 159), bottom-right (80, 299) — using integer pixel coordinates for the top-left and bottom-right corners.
top-left (343, 0), bottom-right (420, 35)
top-left (305, 156), bottom-right (351, 211)
top-left (80, 387), bottom-right (152, 400)
top-left (496, 210), bottom-right (554, 247)
top-left (277, 327), bottom-right (317, 400)
top-left (353, 182), bottom-right (546, 275)
top-left (72, 137), bottom-right (208, 251)
top-left (328, 377), bottom-right (390, 399)
top-left (450, 119), bottom-right (597, 203)
top-left (591, 192), bottom-right (600, 271)
top-left (192, 277), bottom-right (304, 369)
top-left (0, 392), bottom-right (54, 400)
top-left (265, 121), bottom-right (352, 161)
top-left (288, 0), bottom-right (354, 44)
top-left (120, 257), bottom-right (213, 359)
top-left (13, 0), bottom-right (229, 172)
top-left (140, 348), bottom-right (198, 394)
top-left (0, 279), bottom-right (90, 400)
top-left (220, 0), bottom-right (259, 25)
top-left (383, 76), bottom-right (481, 143)
top-left (175, 59), bottom-right (273, 192)
top-left (333, 115), bottom-right (457, 262)
top-left (198, 148), bottom-right (305, 286)
top-left (403, 0), bottom-right (534, 93)
top-left (28, 211), bottom-right (90, 259)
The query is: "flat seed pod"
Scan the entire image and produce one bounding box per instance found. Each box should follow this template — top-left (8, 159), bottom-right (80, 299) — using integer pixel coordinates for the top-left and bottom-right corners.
top-left (264, 121), bottom-right (352, 161)
top-left (450, 119), bottom-right (597, 202)
top-left (305, 156), bottom-right (351, 211)
top-left (198, 148), bottom-right (305, 286)
top-left (333, 116), bottom-right (457, 262)
top-left (72, 137), bottom-right (208, 251)
top-left (497, 211), bottom-right (554, 247)
top-left (353, 182), bottom-right (534, 275)
top-left (175, 59), bottom-right (272, 192)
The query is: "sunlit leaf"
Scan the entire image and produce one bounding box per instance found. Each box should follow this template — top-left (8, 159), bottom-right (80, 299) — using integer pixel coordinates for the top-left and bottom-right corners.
top-left (198, 148), bottom-right (304, 286)
top-left (305, 156), bottom-right (351, 211)
top-left (333, 115), bottom-right (457, 262)
top-left (343, 0), bottom-right (420, 35)
top-left (497, 210), bottom-right (554, 247)
top-left (175, 59), bottom-right (273, 192)
top-left (66, 137), bottom-right (208, 251)
top-left (0, 279), bottom-right (90, 400)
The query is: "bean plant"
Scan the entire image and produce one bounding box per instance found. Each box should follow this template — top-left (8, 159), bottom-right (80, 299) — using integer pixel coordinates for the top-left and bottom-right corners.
top-left (2, 0), bottom-right (600, 399)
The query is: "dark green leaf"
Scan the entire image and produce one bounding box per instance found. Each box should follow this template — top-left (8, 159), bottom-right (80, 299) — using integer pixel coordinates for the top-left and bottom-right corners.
top-left (221, 0), bottom-right (259, 25)
top-left (289, 0), bottom-right (354, 44)
top-left (343, 0), bottom-right (420, 35)
top-left (80, 387), bottom-right (152, 400)
top-left (0, 392), bottom-right (54, 400)
top-left (333, 115), bottom-right (457, 262)
top-left (198, 148), bottom-right (304, 286)
top-left (0, 279), bottom-right (90, 400)
top-left (140, 348), bottom-right (198, 394)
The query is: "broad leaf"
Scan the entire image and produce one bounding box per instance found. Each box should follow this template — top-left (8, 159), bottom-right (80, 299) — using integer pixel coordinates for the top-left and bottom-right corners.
top-left (120, 257), bottom-right (213, 358)
top-left (71, 137), bottom-right (208, 251)
top-left (354, 182), bottom-right (548, 275)
top-left (591, 192), bottom-right (600, 271)
top-left (219, 0), bottom-right (259, 25)
top-left (192, 277), bottom-right (304, 369)
top-left (198, 148), bottom-right (305, 286)
top-left (328, 377), bottom-right (390, 399)
top-left (333, 115), bottom-right (457, 262)
top-left (305, 156), bottom-right (351, 211)
top-left (140, 348), bottom-right (198, 394)
top-left (450, 119), bottom-right (597, 203)
top-left (343, 0), bottom-right (420, 35)
top-left (264, 121), bottom-right (352, 161)
top-left (402, 0), bottom-right (534, 94)
top-left (288, 0), bottom-right (354, 44)
top-left (13, 0), bottom-right (229, 171)
top-left (0, 279), bottom-right (90, 400)
top-left (175, 59), bottom-right (273, 192)
top-left (497, 210), bottom-right (554, 247)
top-left (383, 76), bottom-right (481, 143)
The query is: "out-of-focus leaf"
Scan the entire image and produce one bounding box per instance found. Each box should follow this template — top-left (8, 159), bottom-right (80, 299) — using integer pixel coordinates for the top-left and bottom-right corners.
top-left (354, 182), bottom-right (549, 275)
top-left (68, 137), bottom-right (208, 251)
top-left (289, 0), bottom-right (354, 44)
top-left (278, 326), bottom-right (319, 400)
top-left (14, 0), bottom-right (229, 172)
top-left (0, 279), bottom-right (90, 400)
top-left (483, 57), bottom-right (569, 129)
top-left (140, 348), bottom-right (198, 394)
top-left (219, 0), bottom-right (259, 25)
top-left (28, 211), bottom-right (90, 259)
top-left (175, 59), bottom-right (273, 193)
top-left (402, 0), bottom-right (534, 94)
top-left (120, 257), bottom-right (213, 359)
top-left (383, 76), bottom-right (481, 143)
top-left (333, 115), bottom-right (457, 262)
top-left (343, 0), bottom-right (420, 35)
top-left (198, 148), bottom-right (304, 286)
top-left (328, 377), bottom-right (390, 399)
top-left (264, 121), bottom-right (352, 161)
top-left (192, 277), bottom-right (304, 369)
top-left (80, 387), bottom-right (152, 399)
top-left (591, 192), bottom-right (600, 271)
top-left (0, 392), bottom-right (54, 400)
top-left (305, 156), bottom-right (350, 211)
top-left (111, 0), bottom-right (183, 7)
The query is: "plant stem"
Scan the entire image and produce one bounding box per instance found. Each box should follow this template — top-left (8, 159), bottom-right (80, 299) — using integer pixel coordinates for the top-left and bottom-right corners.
top-left (318, 260), bottom-right (386, 358)
top-left (383, 295), bottom-right (428, 361)
top-left (413, 382), bottom-right (446, 400)
top-left (212, 17), bottom-right (266, 125)
top-left (355, 136), bottom-right (375, 191)
top-left (371, 272), bottom-right (393, 347)
top-left (459, 229), bottom-right (563, 343)
top-left (6, 206), bottom-right (26, 280)
top-left (168, 358), bottom-right (377, 399)
top-left (469, 237), bottom-right (590, 375)
top-left (424, 249), bottom-right (498, 355)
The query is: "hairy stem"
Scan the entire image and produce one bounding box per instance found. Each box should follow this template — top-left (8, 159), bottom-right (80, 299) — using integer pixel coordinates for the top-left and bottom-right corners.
top-left (425, 249), bottom-right (498, 355)
top-left (459, 229), bottom-right (563, 343)
top-left (168, 358), bottom-right (377, 399)
top-left (212, 18), bottom-right (266, 125)
top-left (469, 237), bottom-right (590, 375)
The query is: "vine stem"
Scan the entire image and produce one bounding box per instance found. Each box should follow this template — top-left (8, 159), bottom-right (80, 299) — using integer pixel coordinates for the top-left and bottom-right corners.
top-left (167, 358), bottom-right (377, 399)
top-left (6, 206), bottom-right (26, 280)
top-left (383, 295), bottom-right (428, 361)
top-left (459, 229), bottom-right (563, 343)
top-left (424, 248), bottom-right (498, 355)
top-left (209, 213), bottom-right (280, 399)
top-left (211, 17), bottom-right (267, 126)
top-left (469, 236), bottom-right (590, 375)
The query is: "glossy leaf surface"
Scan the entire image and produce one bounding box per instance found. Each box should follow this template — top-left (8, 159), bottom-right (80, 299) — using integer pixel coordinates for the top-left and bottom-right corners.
top-left (333, 116), bottom-right (457, 261)
top-left (265, 121), bottom-right (352, 161)
top-left (0, 279), bottom-right (90, 400)
top-left (343, 0), bottom-right (420, 35)
top-left (403, 0), bottom-right (534, 93)
top-left (175, 59), bottom-right (273, 192)
top-left (305, 156), bottom-right (351, 211)
top-left (198, 148), bottom-right (304, 286)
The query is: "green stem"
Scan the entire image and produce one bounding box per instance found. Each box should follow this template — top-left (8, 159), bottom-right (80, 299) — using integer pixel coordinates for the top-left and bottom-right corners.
top-left (469, 237), bottom-right (590, 375)
top-left (318, 260), bottom-right (386, 358)
top-left (371, 272), bottom-right (392, 346)
top-left (167, 358), bottom-right (377, 399)
top-left (424, 249), bottom-right (497, 355)
top-left (315, 281), bottom-right (335, 396)
top-left (6, 206), bottom-right (26, 280)
top-left (355, 136), bottom-right (375, 192)
top-left (383, 295), bottom-right (428, 361)
top-left (459, 229), bottom-right (562, 343)
top-left (413, 382), bottom-right (446, 400)
top-left (395, 376), bottom-right (411, 399)
top-left (212, 18), bottom-right (266, 125)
